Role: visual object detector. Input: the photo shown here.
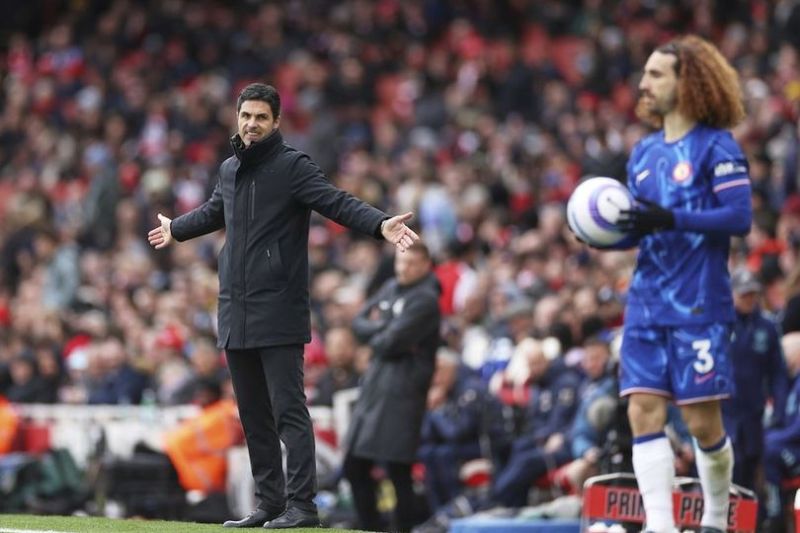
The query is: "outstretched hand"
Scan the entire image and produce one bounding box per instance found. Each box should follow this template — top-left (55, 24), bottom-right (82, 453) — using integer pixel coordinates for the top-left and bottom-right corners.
top-left (147, 213), bottom-right (173, 249)
top-left (381, 212), bottom-right (420, 253)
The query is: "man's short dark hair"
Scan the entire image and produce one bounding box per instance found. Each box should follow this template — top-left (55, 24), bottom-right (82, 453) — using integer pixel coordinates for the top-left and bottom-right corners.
top-left (237, 83), bottom-right (281, 118)
top-left (406, 241), bottom-right (431, 260)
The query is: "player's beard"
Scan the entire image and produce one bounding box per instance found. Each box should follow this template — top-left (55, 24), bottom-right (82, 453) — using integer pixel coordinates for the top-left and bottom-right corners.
top-left (635, 93), bottom-right (676, 129)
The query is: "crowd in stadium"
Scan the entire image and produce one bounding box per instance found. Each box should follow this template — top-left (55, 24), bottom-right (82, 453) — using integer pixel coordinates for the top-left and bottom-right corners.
top-left (2, 0), bottom-right (800, 529)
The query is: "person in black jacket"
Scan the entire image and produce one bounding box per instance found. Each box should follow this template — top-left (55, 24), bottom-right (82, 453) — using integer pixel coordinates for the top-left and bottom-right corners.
top-left (344, 242), bottom-right (441, 532)
top-left (147, 83), bottom-right (419, 529)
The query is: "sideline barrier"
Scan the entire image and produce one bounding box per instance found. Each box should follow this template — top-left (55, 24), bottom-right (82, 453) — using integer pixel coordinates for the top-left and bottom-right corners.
top-left (581, 473), bottom-right (758, 532)
top-left (13, 404), bottom-right (200, 466)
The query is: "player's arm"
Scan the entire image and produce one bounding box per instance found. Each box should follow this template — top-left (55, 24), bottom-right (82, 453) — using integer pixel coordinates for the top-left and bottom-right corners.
top-left (620, 139), bottom-right (752, 236)
top-left (673, 139), bottom-right (752, 235)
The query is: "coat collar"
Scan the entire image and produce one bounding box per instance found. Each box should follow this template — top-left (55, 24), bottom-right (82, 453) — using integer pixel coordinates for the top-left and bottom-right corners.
top-left (230, 130), bottom-right (284, 166)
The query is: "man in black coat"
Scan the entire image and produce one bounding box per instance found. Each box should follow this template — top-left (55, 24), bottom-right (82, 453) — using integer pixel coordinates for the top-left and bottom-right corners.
top-left (147, 83), bottom-right (419, 529)
top-left (344, 242), bottom-right (441, 532)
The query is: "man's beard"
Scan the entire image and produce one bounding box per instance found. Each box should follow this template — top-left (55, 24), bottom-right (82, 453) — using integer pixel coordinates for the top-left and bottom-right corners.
top-left (634, 94), bottom-right (675, 129)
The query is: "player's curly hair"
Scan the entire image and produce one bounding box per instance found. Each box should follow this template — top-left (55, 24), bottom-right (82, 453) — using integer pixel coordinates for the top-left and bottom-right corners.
top-left (636, 35), bottom-right (745, 129)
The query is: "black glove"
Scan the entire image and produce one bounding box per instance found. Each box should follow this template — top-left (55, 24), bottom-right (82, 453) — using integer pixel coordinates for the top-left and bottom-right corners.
top-left (617, 198), bottom-right (675, 234)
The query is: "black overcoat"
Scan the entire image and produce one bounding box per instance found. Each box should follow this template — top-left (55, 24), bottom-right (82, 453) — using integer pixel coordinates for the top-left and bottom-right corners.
top-left (171, 131), bottom-right (387, 349)
top-left (346, 273), bottom-right (441, 463)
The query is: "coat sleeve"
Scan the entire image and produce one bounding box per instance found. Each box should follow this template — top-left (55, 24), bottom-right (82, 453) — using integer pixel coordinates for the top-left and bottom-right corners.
top-left (289, 154), bottom-right (387, 238)
top-left (369, 290), bottom-right (439, 359)
top-left (171, 178), bottom-right (225, 241)
top-left (352, 285), bottom-right (390, 343)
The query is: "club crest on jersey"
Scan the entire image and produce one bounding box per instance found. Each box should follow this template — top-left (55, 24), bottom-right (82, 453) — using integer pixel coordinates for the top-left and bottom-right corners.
top-left (672, 161), bottom-right (693, 182)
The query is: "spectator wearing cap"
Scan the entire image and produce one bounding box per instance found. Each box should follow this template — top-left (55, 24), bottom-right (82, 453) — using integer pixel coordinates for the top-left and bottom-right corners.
top-left (722, 269), bottom-right (788, 494)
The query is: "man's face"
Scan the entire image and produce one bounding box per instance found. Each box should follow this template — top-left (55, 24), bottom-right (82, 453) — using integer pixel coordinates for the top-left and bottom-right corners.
top-left (734, 291), bottom-right (759, 315)
top-left (394, 250), bottom-right (431, 286)
top-left (638, 51), bottom-right (679, 118)
top-left (237, 100), bottom-right (279, 146)
top-left (581, 344), bottom-right (610, 380)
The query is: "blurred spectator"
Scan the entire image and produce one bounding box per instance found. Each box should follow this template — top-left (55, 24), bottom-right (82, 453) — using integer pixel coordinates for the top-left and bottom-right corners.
top-left (86, 337), bottom-right (149, 405)
top-left (5, 350), bottom-right (47, 403)
top-left (170, 336), bottom-right (226, 405)
top-left (416, 338), bottom-right (582, 532)
top-left (418, 349), bottom-right (492, 513)
top-left (723, 269), bottom-right (788, 494)
top-left (33, 226), bottom-right (80, 311)
top-left (33, 342), bottom-right (65, 404)
top-left (566, 337), bottom-right (616, 483)
top-left (763, 333), bottom-right (800, 532)
top-left (310, 326), bottom-right (360, 408)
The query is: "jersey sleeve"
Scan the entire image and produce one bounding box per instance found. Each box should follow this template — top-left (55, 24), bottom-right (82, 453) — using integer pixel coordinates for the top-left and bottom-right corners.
top-left (708, 132), bottom-right (750, 195)
top-left (671, 131), bottom-right (752, 235)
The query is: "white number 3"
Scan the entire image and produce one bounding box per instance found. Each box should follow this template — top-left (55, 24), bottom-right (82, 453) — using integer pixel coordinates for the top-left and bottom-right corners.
top-left (692, 339), bottom-right (714, 374)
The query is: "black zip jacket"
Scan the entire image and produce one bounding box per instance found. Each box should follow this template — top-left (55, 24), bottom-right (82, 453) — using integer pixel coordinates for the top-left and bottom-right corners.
top-left (171, 131), bottom-right (387, 349)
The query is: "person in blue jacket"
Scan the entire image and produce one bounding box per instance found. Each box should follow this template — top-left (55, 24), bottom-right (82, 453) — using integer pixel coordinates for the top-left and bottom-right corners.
top-left (418, 350), bottom-right (494, 513)
top-left (722, 268), bottom-right (788, 493)
top-left (570, 338), bottom-right (618, 475)
top-left (486, 339), bottom-right (583, 508)
top-left (762, 332), bottom-right (800, 531)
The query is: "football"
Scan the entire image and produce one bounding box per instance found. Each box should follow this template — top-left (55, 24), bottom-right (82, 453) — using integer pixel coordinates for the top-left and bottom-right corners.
top-left (567, 177), bottom-right (633, 247)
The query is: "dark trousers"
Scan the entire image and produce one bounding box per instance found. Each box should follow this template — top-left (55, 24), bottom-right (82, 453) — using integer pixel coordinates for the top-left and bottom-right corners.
top-left (226, 345), bottom-right (317, 514)
top-left (491, 444), bottom-right (572, 508)
top-left (418, 442), bottom-right (482, 512)
top-left (343, 453), bottom-right (415, 532)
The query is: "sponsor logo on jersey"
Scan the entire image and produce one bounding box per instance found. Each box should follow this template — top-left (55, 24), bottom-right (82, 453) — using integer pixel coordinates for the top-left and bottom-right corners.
top-left (672, 161), bottom-right (693, 182)
top-left (714, 161), bottom-right (747, 177)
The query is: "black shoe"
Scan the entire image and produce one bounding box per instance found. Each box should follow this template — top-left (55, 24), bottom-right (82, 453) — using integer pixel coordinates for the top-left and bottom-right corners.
top-left (263, 507), bottom-right (320, 529)
top-left (223, 508), bottom-right (283, 528)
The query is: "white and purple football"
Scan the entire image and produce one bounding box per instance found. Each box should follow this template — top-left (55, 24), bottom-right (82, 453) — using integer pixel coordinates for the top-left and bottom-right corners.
top-left (567, 177), bottom-right (633, 247)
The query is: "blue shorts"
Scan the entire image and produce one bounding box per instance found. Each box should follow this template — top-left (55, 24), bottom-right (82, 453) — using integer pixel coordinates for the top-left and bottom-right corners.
top-left (619, 323), bottom-right (734, 405)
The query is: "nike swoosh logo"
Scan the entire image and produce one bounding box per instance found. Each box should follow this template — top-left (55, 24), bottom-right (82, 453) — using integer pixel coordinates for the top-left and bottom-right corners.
top-left (635, 170), bottom-right (650, 183)
top-left (694, 371), bottom-right (716, 385)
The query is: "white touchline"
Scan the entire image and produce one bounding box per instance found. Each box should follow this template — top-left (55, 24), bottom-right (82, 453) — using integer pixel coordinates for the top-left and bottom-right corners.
top-left (0, 528), bottom-right (75, 533)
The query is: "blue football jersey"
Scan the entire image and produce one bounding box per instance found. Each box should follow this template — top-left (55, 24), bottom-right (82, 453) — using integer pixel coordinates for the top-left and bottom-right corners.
top-left (624, 124), bottom-right (751, 327)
